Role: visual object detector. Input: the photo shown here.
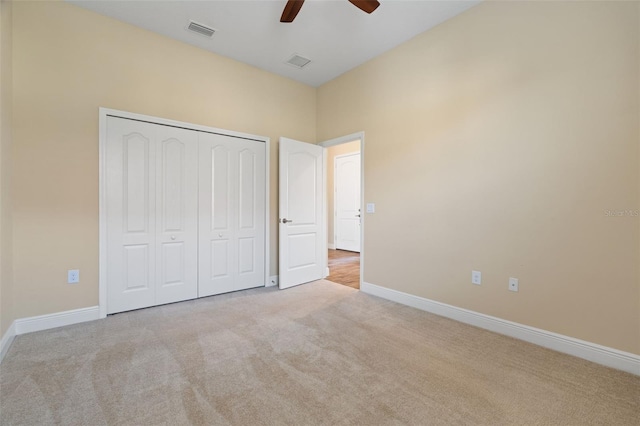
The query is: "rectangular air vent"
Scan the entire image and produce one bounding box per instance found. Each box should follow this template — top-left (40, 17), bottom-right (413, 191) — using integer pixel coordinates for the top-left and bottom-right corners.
top-left (186, 21), bottom-right (216, 38)
top-left (286, 54), bottom-right (311, 69)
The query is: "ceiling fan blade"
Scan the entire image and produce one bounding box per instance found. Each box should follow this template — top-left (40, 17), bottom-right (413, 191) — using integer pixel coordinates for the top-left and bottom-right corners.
top-left (348, 0), bottom-right (380, 14)
top-left (280, 0), bottom-right (305, 23)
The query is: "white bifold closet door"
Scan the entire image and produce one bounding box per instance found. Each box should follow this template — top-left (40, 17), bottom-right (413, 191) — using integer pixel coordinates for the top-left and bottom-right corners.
top-left (106, 117), bottom-right (198, 314)
top-left (106, 116), bottom-right (266, 314)
top-left (198, 133), bottom-right (266, 297)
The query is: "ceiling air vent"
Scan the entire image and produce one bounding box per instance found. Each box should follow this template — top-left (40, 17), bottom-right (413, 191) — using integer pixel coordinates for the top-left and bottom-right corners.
top-left (186, 21), bottom-right (216, 38)
top-left (286, 54), bottom-right (311, 69)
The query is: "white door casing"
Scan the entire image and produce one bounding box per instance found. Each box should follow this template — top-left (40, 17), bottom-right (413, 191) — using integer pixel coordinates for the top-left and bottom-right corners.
top-left (335, 153), bottom-right (361, 252)
top-left (105, 117), bottom-right (198, 314)
top-left (279, 137), bottom-right (325, 289)
top-left (198, 133), bottom-right (266, 297)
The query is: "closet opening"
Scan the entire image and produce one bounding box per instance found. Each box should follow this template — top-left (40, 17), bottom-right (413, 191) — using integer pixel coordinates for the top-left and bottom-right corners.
top-left (98, 108), bottom-right (270, 317)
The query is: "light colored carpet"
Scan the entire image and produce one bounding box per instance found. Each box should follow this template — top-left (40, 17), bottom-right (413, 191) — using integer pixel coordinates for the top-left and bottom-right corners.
top-left (1, 280), bottom-right (638, 425)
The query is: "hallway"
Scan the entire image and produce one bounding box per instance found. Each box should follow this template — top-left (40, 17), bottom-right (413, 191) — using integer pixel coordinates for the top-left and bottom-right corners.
top-left (326, 249), bottom-right (360, 289)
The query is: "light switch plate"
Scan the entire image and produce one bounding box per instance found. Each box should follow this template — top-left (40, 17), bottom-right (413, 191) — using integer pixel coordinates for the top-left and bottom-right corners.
top-left (366, 203), bottom-right (375, 213)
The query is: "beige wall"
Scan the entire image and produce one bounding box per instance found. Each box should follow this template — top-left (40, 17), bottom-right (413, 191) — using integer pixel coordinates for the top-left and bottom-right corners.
top-left (0, 0), bottom-right (13, 337)
top-left (318, 1), bottom-right (640, 354)
top-left (12, 1), bottom-right (315, 319)
top-left (326, 140), bottom-right (360, 247)
top-left (5, 0), bottom-right (640, 357)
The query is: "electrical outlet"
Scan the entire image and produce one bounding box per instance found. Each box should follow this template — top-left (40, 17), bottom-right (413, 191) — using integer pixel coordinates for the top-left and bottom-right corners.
top-left (472, 270), bottom-right (482, 285)
top-left (509, 277), bottom-right (519, 292)
top-left (68, 269), bottom-right (79, 284)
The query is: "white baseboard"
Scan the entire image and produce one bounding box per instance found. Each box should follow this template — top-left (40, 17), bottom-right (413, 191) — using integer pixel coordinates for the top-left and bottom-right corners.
top-left (14, 306), bottom-right (101, 335)
top-left (361, 282), bottom-right (640, 376)
top-left (267, 275), bottom-right (279, 287)
top-left (328, 244), bottom-right (336, 250)
top-left (0, 306), bottom-right (101, 364)
top-left (0, 321), bottom-right (16, 363)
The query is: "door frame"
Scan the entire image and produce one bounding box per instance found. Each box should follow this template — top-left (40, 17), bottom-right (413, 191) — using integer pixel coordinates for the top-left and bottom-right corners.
top-left (333, 152), bottom-right (361, 252)
top-left (98, 108), bottom-right (271, 318)
top-left (319, 132), bottom-right (365, 288)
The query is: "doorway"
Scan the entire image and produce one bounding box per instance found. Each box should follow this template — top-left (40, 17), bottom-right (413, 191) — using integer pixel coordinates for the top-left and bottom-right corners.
top-left (326, 249), bottom-right (360, 289)
top-left (278, 132), bottom-right (364, 291)
top-left (323, 139), bottom-right (361, 289)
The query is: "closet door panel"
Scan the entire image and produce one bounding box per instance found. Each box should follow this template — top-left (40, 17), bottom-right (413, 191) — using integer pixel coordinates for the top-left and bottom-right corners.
top-left (235, 141), bottom-right (266, 289)
top-left (238, 238), bottom-right (255, 274)
top-left (155, 127), bottom-right (199, 305)
top-left (106, 117), bottom-right (157, 314)
top-left (212, 144), bottom-right (232, 232)
top-left (198, 135), bottom-right (265, 296)
top-left (199, 134), bottom-right (237, 297)
top-left (211, 240), bottom-right (230, 278)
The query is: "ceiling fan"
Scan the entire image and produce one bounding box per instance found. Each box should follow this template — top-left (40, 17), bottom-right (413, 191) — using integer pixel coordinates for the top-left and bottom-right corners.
top-left (280, 0), bottom-right (381, 23)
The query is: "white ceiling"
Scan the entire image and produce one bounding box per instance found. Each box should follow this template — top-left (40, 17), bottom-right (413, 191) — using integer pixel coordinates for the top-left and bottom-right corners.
top-left (69, 0), bottom-right (479, 87)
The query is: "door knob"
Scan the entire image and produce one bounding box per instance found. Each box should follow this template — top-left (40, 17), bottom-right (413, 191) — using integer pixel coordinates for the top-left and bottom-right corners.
top-left (171, 236), bottom-right (176, 240)
top-left (355, 214), bottom-right (361, 217)
top-left (281, 218), bottom-right (293, 223)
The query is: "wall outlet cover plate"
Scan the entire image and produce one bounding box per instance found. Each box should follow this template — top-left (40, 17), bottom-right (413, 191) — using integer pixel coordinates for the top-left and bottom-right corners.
top-left (68, 269), bottom-right (80, 284)
top-left (509, 277), bottom-right (519, 292)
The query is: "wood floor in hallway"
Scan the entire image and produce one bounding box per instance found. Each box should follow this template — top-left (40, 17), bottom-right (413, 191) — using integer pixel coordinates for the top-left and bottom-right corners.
top-left (326, 249), bottom-right (360, 289)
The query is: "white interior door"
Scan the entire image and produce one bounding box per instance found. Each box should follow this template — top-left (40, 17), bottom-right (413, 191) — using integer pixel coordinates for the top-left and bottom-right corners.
top-left (279, 137), bottom-right (325, 289)
top-left (106, 117), bottom-right (198, 314)
top-left (335, 153), bottom-right (361, 252)
top-left (199, 133), bottom-right (266, 297)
